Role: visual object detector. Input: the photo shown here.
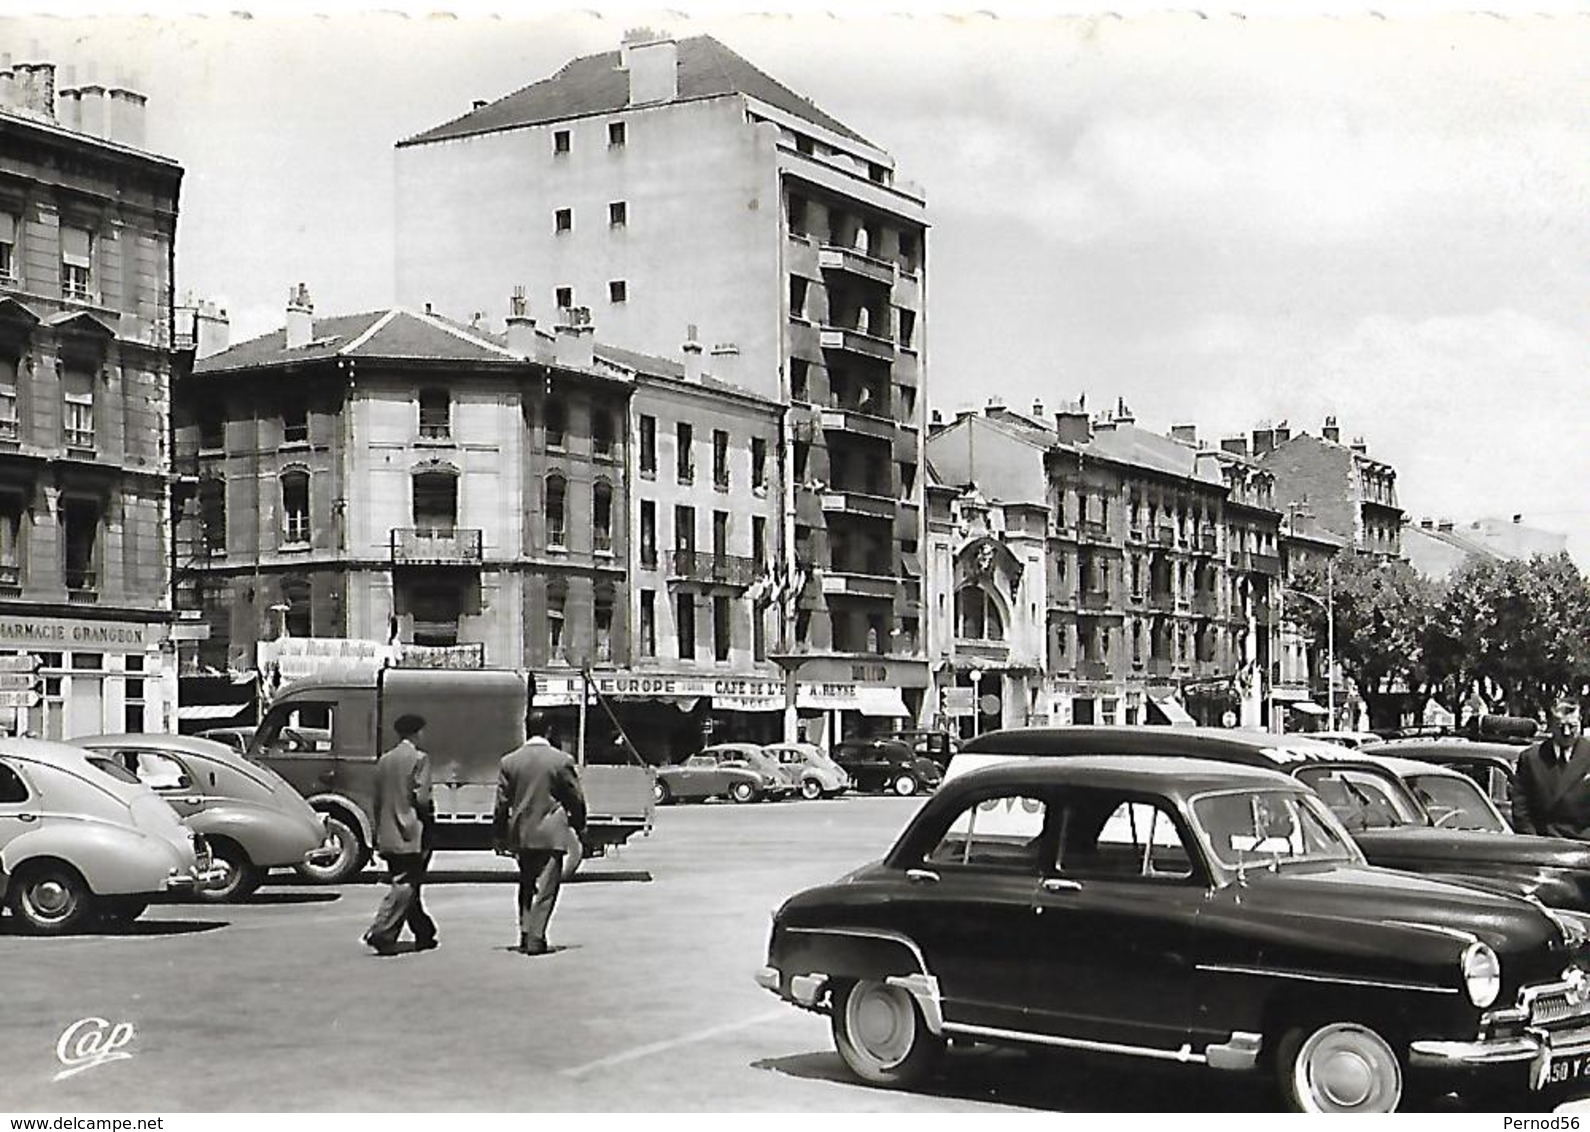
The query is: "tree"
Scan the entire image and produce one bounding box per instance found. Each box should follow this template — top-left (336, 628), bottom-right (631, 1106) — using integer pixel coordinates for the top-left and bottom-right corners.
top-left (1288, 554), bottom-right (1439, 728)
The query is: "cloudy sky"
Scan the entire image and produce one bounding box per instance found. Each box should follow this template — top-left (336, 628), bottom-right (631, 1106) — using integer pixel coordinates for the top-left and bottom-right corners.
top-left (8, 3), bottom-right (1590, 560)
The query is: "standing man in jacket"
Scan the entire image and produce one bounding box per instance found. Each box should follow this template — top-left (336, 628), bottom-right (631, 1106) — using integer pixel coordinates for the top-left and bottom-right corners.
top-left (363, 713), bottom-right (438, 954)
top-left (1513, 696), bottom-right (1590, 839)
top-left (494, 711), bottom-right (587, 955)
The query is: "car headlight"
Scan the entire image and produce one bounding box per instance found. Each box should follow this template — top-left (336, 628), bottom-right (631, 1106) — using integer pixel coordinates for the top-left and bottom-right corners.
top-left (1462, 942), bottom-right (1502, 1008)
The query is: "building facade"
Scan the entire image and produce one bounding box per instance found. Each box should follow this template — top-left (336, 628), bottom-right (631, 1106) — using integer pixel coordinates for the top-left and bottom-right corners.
top-left (393, 32), bottom-right (930, 739)
top-left (0, 55), bottom-right (182, 737)
top-left (1257, 417), bottom-right (1403, 559)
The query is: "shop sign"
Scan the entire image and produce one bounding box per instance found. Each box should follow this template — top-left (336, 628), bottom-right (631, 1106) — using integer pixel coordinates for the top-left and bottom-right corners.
top-left (0, 616), bottom-right (152, 654)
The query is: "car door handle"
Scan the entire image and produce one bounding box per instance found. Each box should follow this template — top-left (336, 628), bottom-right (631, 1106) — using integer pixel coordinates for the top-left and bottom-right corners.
top-left (1041, 877), bottom-right (1081, 893)
top-left (16, 812), bottom-right (37, 823)
top-left (181, 796), bottom-right (204, 805)
top-left (905, 868), bottom-right (940, 885)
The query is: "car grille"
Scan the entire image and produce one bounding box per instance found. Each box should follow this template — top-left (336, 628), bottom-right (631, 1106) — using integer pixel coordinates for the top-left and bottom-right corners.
top-left (1524, 969), bottom-right (1590, 1027)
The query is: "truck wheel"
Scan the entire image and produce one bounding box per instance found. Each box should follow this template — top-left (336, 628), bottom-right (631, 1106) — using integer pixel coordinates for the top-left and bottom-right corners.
top-left (730, 782), bottom-right (758, 804)
top-left (893, 774), bottom-right (919, 797)
top-left (8, 862), bottom-right (94, 935)
top-left (1279, 1021), bottom-right (1403, 1112)
top-left (831, 978), bottom-right (940, 1087)
top-left (294, 814), bottom-right (368, 885)
top-left (801, 778), bottom-right (824, 801)
top-left (196, 841), bottom-right (264, 903)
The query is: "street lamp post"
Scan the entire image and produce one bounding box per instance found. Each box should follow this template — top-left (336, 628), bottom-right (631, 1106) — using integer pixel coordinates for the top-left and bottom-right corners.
top-left (969, 668), bottom-right (983, 737)
top-left (1284, 562), bottom-right (1335, 729)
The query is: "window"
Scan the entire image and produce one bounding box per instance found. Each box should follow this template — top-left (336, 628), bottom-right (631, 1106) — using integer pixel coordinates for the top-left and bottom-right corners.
top-left (546, 401), bottom-right (567, 449)
top-left (62, 498), bottom-right (98, 592)
top-left (789, 276), bottom-right (808, 320)
top-left (674, 505), bottom-right (696, 554)
top-left (545, 474), bottom-right (567, 548)
top-left (676, 593), bottom-right (696, 660)
top-left (412, 470), bottom-right (457, 534)
top-left (794, 133), bottom-right (814, 156)
top-left (0, 495), bottom-right (21, 584)
top-left (640, 500), bottom-right (657, 568)
top-left (714, 596), bottom-right (731, 661)
top-left (608, 121), bottom-right (626, 147)
top-left (898, 309), bottom-right (917, 349)
top-left (418, 388), bottom-right (450, 439)
top-left (555, 208), bottom-right (572, 233)
top-left (926, 791), bottom-right (1048, 871)
top-left (639, 590), bottom-right (656, 657)
top-left (712, 429), bottom-right (729, 489)
top-left (0, 212), bottom-right (16, 282)
top-left (199, 477), bottom-right (226, 555)
top-left (791, 358), bottom-right (809, 401)
top-left (0, 760), bottom-right (29, 804)
top-left (197, 403), bottom-right (224, 450)
top-left (712, 510), bottom-right (729, 559)
top-left (553, 129), bottom-right (570, 155)
top-left (956, 586), bottom-right (1004, 641)
top-left (787, 193), bottom-right (808, 237)
top-left (593, 585), bottom-right (614, 663)
top-left (282, 397), bottom-right (308, 445)
top-left (609, 201), bottom-right (627, 227)
top-left (282, 574), bottom-right (312, 638)
top-left (411, 585), bottom-right (460, 647)
top-left (592, 410), bottom-right (614, 459)
top-left (256, 702), bottom-right (336, 755)
top-left (751, 438), bottom-right (768, 492)
top-left (608, 280), bottom-right (628, 304)
top-left (898, 231), bottom-right (919, 273)
top-left (547, 580), bottom-right (567, 660)
top-left (280, 470), bottom-right (310, 545)
top-left (1193, 789), bottom-right (1353, 869)
top-left (752, 516), bottom-right (768, 570)
top-left (61, 225), bottom-right (93, 301)
top-left (62, 367), bottom-right (93, 450)
top-left (676, 422), bottom-right (694, 482)
top-left (593, 482), bottom-right (613, 554)
top-left (1063, 798), bottom-right (1194, 880)
top-left (0, 354), bottom-right (17, 441)
top-left (555, 286), bottom-right (573, 310)
top-left (638, 414), bottom-right (656, 475)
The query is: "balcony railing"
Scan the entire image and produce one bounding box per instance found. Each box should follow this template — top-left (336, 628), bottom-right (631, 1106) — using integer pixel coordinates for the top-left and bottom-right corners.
top-left (1077, 659), bottom-right (1110, 681)
top-left (820, 407), bottom-right (896, 442)
top-left (1078, 518), bottom-right (1110, 544)
top-left (1229, 549), bottom-right (1252, 571)
top-left (665, 550), bottom-right (759, 587)
top-left (65, 568), bottom-right (97, 598)
top-left (820, 490), bottom-right (897, 519)
top-left (818, 244), bottom-right (897, 286)
top-left (1193, 594), bottom-right (1220, 617)
top-left (1155, 524), bottom-right (1177, 547)
top-left (955, 639), bottom-right (1010, 663)
top-left (1195, 529), bottom-right (1219, 555)
top-left (1079, 589), bottom-right (1111, 611)
top-left (819, 325), bottom-right (897, 362)
top-left (390, 527), bottom-right (484, 566)
top-left (1146, 657), bottom-right (1174, 677)
top-left (822, 571), bottom-right (898, 599)
top-left (1147, 590), bottom-right (1175, 611)
top-left (1251, 553), bottom-right (1282, 576)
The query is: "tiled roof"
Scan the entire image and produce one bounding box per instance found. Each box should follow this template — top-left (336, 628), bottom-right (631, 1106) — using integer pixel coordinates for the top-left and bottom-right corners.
top-left (1083, 423), bottom-right (1227, 486)
top-left (401, 35), bottom-right (872, 148)
top-left (194, 309), bottom-right (518, 375)
top-left (596, 342), bottom-right (778, 406)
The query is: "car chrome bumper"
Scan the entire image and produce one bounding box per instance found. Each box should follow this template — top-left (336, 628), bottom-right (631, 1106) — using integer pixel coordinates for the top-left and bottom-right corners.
top-left (755, 966), bottom-right (828, 1007)
top-left (162, 870), bottom-right (198, 892)
top-left (1411, 1023), bottom-right (1590, 1088)
top-left (305, 838), bottom-right (341, 864)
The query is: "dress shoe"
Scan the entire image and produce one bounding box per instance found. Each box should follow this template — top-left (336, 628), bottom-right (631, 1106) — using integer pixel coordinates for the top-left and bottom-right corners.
top-left (362, 931), bottom-right (400, 956)
top-left (414, 937), bottom-right (439, 952)
top-left (516, 933), bottom-right (549, 955)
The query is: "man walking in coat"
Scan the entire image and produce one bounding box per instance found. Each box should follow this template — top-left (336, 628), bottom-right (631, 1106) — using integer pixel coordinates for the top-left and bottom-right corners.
top-left (363, 713), bottom-right (438, 954)
top-left (1513, 695), bottom-right (1590, 839)
top-left (494, 711), bottom-right (587, 955)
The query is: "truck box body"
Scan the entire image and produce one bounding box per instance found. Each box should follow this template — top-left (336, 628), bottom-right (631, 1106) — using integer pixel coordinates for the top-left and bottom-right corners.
top-left (251, 668), bottom-right (653, 862)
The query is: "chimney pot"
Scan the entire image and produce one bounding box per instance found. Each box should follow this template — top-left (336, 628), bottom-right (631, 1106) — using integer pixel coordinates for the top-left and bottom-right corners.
top-left (284, 283), bottom-right (314, 350)
top-left (1513, 513), bottom-right (1523, 524)
top-left (505, 287), bottom-right (537, 355)
top-left (1220, 436), bottom-right (1249, 458)
top-left (553, 307), bottom-right (596, 370)
top-left (624, 33), bottom-right (679, 105)
top-left (472, 99), bottom-right (487, 110)
top-left (1054, 406), bottom-right (1092, 445)
top-left (1170, 424), bottom-right (1197, 446)
top-left (681, 327), bottom-right (705, 382)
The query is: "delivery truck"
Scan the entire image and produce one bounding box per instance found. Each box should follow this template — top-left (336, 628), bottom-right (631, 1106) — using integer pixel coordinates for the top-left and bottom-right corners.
top-left (247, 667), bottom-right (654, 883)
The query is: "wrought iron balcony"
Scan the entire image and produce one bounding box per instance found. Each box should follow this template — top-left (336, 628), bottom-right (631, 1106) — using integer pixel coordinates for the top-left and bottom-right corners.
top-left (1078, 518), bottom-right (1111, 544)
top-left (957, 639), bottom-right (1011, 663)
top-left (665, 550), bottom-right (759, 588)
top-left (1194, 529), bottom-right (1219, 555)
top-left (1147, 590), bottom-right (1175, 611)
top-left (1154, 524), bottom-right (1177, 547)
top-left (390, 527), bottom-right (484, 566)
top-left (1079, 588), bottom-right (1112, 611)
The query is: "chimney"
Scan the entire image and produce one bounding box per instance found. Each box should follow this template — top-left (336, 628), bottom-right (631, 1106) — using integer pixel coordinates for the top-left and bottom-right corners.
top-left (622, 30), bottom-right (678, 106)
top-left (472, 99), bottom-right (487, 110)
top-left (56, 85), bottom-right (81, 132)
top-left (1170, 424), bottom-right (1197, 446)
top-left (76, 82), bottom-right (108, 139)
top-left (681, 325), bottom-right (705, 382)
top-left (192, 299), bottom-right (230, 359)
top-left (1437, 519), bottom-right (1454, 533)
top-left (984, 394), bottom-right (1005, 414)
top-left (1031, 399), bottom-right (1044, 419)
top-left (1322, 414), bottom-right (1340, 444)
top-left (1054, 403), bottom-right (1092, 446)
top-left (505, 286), bottom-right (537, 355)
top-left (1251, 426), bottom-right (1275, 457)
top-left (929, 408), bottom-right (947, 437)
top-left (1273, 419), bottom-right (1291, 445)
top-left (14, 56), bottom-right (56, 120)
top-left (108, 85), bottom-right (147, 149)
top-left (1349, 437), bottom-right (1368, 455)
top-left (708, 342), bottom-right (739, 382)
top-left (1420, 518), bottom-right (1434, 529)
top-left (1513, 514), bottom-right (1523, 524)
top-left (284, 283), bottom-right (314, 350)
top-left (1115, 397), bottom-right (1135, 425)
top-left (554, 306), bottom-right (595, 370)
top-left (1220, 436), bottom-right (1249, 458)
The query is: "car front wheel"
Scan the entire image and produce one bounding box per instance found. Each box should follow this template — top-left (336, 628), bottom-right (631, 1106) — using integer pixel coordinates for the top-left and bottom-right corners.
top-left (892, 774), bottom-right (919, 797)
top-left (801, 778), bottom-right (824, 801)
top-left (293, 814), bottom-right (368, 885)
top-left (653, 780), bottom-right (672, 805)
top-left (196, 840), bottom-right (264, 903)
top-left (730, 782), bottom-right (759, 804)
top-left (1280, 1021), bottom-right (1403, 1113)
top-left (8, 862), bottom-right (94, 935)
top-left (831, 978), bottom-right (939, 1088)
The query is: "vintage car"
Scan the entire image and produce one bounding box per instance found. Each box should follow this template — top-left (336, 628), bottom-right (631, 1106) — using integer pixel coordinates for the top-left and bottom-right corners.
top-left (884, 730), bottom-right (961, 768)
top-left (1362, 751), bottom-right (1513, 834)
top-left (75, 733), bottom-right (336, 902)
top-left (654, 746), bottom-right (788, 804)
top-left (0, 738), bottom-right (210, 933)
top-left (757, 755), bottom-right (1590, 1111)
top-left (765, 742), bottom-right (851, 800)
top-left (954, 727), bottom-right (1590, 913)
top-left (1375, 739), bottom-right (1525, 813)
top-left (832, 738), bottom-right (944, 796)
top-left (1308, 729), bottom-right (1385, 750)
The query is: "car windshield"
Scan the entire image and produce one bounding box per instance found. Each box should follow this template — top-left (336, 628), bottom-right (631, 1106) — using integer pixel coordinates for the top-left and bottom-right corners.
top-left (85, 755), bottom-right (141, 785)
top-left (1405, 772), bottom-right (1508, 833)
top-left (1191, 789), bottom-right (1357, 869)
top-left (1293, 765), bottom-right (1427, 831)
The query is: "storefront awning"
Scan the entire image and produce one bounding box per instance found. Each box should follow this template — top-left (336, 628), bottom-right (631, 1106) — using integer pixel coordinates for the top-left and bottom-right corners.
top-left (855, 687), bottom-right (909, 718)
top-left (177, 703), bottom-right (250, 722)
top-left (1289, 701), bottom-right (1329, 717)
top-left (1147, 692), bottom-right (1196, 727)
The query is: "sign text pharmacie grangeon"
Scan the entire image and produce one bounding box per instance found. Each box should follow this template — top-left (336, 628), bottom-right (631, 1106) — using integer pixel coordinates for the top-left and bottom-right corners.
top-left (0, 616), bottom-right (149, 650)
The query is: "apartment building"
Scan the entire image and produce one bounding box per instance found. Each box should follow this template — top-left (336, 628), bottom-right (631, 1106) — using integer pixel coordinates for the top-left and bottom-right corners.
top-left (0, 54), bottom-right (183, 737)
top-left (394, 31), bottom-right (930, 738)
top-left (1256, 417), bottom-right (1403, 558)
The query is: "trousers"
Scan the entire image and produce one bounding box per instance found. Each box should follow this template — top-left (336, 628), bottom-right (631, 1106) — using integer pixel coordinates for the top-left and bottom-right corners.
top-left (515, 849), bottom-right (564, 946)
top-left (367, 851), bottom-right (436, 946)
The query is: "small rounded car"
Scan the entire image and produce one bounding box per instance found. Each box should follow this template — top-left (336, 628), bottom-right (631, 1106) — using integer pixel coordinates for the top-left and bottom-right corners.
top-left (764, 742), bottom-right (851, 800)
top-left (757, 754), bottom-right (1590, 1112)
top-left (1364, 751), bottom-right (1513, 834)
top-left (76, 733), bottom-right (336, 902)
top-left (654, 745), bottom-right (788, 805)
top-left (832, 738), bottom-right (943, 796)
top-left (0, 738), bottom-right (207, 934)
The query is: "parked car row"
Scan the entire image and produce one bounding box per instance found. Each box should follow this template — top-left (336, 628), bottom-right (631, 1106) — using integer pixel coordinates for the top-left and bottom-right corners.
top-left (757, 725), bottom-right (1590, 1113)
top-left (652, 738), bottom-right (949, 806)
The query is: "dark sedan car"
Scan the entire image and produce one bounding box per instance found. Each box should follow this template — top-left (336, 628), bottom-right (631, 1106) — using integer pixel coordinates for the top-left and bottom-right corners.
top-left (757, 755), bottom-right (1590, 1111)
top-left (952, 727), bottom-right (1590, 914)
top-left (1376, 739), bottom-right (1524, 813)
top-left (831, 738), bottom-right (943, 796)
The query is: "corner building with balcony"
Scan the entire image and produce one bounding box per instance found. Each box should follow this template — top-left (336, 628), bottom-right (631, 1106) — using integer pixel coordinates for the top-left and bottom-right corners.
top-left (0, 55), bottom-right (182, 737)
top-left (394, 32), bottom-right (930, 738)
top-left (175, 290), bottom-right (636, 682)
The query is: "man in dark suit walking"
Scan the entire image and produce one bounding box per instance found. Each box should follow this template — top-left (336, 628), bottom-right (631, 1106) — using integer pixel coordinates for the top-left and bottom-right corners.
top-left (1513, 696), bottom-right (1590, 839)
top-left (494, 711), bottom-right (587, 955)
top-left (363, 713), bottom-right (438, 954)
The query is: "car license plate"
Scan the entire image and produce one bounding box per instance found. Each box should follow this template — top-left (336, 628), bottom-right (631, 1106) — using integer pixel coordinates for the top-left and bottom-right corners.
top-left (1544, 1053), bottom-right (1590, 1089)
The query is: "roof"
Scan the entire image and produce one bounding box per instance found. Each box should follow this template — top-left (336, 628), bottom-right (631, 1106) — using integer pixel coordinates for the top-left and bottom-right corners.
top-left (401, 35), bottom-right (872, 149)
top-left (194, 308), bottom-right (521, 375)
top-left (948, 753), bottom-right (1304, 798)
top-left (602, 342), bottom-right (779, 407)
top-left (1082, 423), bottom-right (1227, 487)
top-left (74, 732), bottom-right (249, 762)
top-left (961, 725), bottom-right (1367, 768)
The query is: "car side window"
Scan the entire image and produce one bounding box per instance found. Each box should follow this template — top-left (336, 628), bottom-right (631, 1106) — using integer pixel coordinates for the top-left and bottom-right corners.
top-left (1062, 797), bottom-right (1194, 881)
top-left (0, 760), bottom-right (28, 804)
top-left (120, 750), bottom-right (192, 791)
top-left (685, 755), bottom-right (714, 768)
top-left (258, 704), bottom-right (336, 756)
top-left (926, 792), bottom-right (1048, 872)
